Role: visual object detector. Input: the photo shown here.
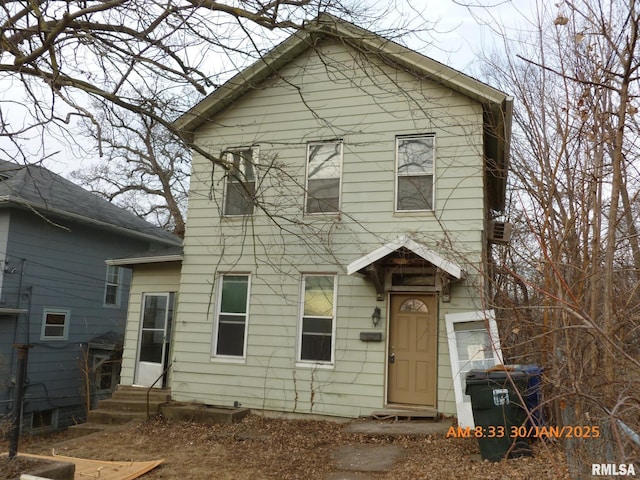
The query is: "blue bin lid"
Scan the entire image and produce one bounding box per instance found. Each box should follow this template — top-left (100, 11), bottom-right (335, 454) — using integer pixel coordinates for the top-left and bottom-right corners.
top-left (511, 364), bottom-right (543, 375)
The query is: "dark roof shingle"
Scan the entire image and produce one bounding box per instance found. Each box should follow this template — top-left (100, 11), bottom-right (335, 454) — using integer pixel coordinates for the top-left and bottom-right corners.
top-left (0, 160), bottom-right (181, 246)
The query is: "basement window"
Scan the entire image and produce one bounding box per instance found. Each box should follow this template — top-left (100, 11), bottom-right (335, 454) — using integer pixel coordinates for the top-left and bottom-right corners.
top-left (31, 409), bottom-right (57, 430)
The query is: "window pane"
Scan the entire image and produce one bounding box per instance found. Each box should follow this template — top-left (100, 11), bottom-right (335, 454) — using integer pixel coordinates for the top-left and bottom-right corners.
top-left (307, 178), bottom-right (340, 213)
top-left (303, 317), bottom-right (332, 334)
top-left (397, 175), bottom-right (433, 210)
top-left (143, 296), bottom-right (168, 329)
top-left (306, 142), bottom-right (341, 214)
top-left (216, 316), bottom-right (246, 356)
top-left (303, 276), bottom-right (334, 316)
top-left (99, 362), bottom-right (115, 390)
top-left (44, 325), bottom-right (65, 337)
top-left (225, 149), bottom-right (256, 216)
top-left (230, 150), bottom-right (255, 182)
top-left (398, 137), bottom-right (433, 174)
top-left (221, 276), bottom-right (249, 313)
top-left (301, 333), bottom-right (332, 362)
top-left (106, 265), bottom-right (119, 284)
top-left (400, 299), bottom-right (429, 313)
top-left (308, 143), bottom-right (341, 180)
top-left (105, 285), bottom-right (118, 305)
top-left (140, 330), bottom-right (164, 362)
top-left (225, 181), bottom-right (255, 216)
top-left (46, 314), bottom-right (66, 326)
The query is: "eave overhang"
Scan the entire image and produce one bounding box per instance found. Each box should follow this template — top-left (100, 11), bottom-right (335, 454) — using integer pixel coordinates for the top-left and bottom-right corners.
top-left (347, 235), bottom-right (465, 280)
top-left (106, 254), bottom-right (183, 267)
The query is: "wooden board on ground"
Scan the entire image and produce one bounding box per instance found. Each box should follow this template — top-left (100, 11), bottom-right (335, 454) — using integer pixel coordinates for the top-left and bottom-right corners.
top-left (19, 453), bottom-right (164, 480)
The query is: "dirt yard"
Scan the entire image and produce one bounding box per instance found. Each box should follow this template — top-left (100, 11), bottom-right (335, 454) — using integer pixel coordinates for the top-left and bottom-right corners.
top-left (1, 415), bottom-right (570, 479)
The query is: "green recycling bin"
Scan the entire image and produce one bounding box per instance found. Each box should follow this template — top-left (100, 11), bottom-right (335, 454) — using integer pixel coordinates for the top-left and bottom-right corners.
top-left (465, 368), bottom-right (532, 461)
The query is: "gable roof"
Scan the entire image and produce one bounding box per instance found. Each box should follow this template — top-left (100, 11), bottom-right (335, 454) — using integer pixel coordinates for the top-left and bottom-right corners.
top-left (347, 235), bottom-right (465, 280)
top-left (174, 14), bottom-right (512, 211)
top-left (0, 160), bottom-right (181, 246)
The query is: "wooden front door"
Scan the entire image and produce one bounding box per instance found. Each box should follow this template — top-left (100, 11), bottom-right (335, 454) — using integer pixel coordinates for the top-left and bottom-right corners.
top-left (388, 294), bottom-right (437, 406)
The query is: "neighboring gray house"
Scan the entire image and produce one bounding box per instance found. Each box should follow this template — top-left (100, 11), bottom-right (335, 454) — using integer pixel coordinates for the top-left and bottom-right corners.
top-left (0, 160), bottom-right (181, 431)
top-left (118, 15), bottom-right (512, 420)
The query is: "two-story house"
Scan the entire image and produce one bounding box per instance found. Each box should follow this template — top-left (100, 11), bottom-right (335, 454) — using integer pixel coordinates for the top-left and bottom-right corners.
top-left (116, 14), bottom-right (511, 421)
top-left (0, 160), bottom-right (181, 431)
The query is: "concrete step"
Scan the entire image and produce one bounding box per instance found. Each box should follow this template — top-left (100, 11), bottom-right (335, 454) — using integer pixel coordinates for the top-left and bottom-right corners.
top-left (371, 408), bottom-right (440, 421)
top-left (97, 397), bottom-right (164, 413)
top-left (87, 409), bottom-right (148, 425)
top-left (112, 385), bottom-right (170, 403)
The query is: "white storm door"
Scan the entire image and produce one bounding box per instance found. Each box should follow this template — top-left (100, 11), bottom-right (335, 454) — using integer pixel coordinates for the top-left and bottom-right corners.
top-left (445, 310), bottom-right (503, 428)
top-left (135, 293), bottom-right (171, 387)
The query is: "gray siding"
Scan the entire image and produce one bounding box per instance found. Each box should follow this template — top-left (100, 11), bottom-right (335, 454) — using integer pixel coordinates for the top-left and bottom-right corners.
top-left (0, 208), bottom-right (161, 429)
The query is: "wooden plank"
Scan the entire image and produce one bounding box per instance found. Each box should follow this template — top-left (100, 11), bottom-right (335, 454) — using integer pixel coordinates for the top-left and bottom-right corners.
top-left (18, 453), bottom-right (164, 480)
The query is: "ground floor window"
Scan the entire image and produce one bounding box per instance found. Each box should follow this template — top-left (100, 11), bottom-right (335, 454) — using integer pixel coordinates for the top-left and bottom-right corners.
top-left (214, 275), bottom-right (250, 358)
top-left (298, 274), bottom-right (336, 364)
top-left (41, 308), bottom-right (70, 340)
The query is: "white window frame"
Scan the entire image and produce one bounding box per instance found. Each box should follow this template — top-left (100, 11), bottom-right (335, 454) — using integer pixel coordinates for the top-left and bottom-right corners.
top-left (212, 274), bottom-right (251, 361)
top-left (30, 409), bottom-right (58, 431)
top-left (395, 134), bottom-right (436, 212)
top-left (41, 308), bottom-right (70, 341)
top-left (104, 265), bottom-right (121, 306)
top-left (223, 146), bottom-right (259, 217)
top-left (296, 274), bottom-right (338, 368)
top-left (305, 141), bottom-right (343, 214)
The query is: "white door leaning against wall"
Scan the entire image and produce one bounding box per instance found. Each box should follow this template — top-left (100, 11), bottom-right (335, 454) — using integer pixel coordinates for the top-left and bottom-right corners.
top-left (445, 310), bottom-right (503, 428)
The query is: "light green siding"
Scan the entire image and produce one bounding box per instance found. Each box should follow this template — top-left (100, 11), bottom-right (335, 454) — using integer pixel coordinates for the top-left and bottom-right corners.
top-left (120, 262), bottom-right (182, 386)
top-left (172, 39), bottom-right (491, 418)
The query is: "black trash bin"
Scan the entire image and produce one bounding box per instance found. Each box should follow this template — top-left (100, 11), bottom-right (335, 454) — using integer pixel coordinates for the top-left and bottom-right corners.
top-left (465, 366), bottom-right (538, 461)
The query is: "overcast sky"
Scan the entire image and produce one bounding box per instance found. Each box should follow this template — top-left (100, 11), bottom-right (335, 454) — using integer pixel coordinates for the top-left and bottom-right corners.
top-left (34, 0), bottom-right (544, 177)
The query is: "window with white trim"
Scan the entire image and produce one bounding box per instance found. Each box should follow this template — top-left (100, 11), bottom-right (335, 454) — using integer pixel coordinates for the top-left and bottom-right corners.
top-left (305, 141), bottom-right (342, 214)
top-left (104, 265), bottom-right (121, 306)
top-left (214, 275), bottom-right (250, 357)
top-left (298, 275), bottom-right (336, 363)
top-left (396, 134), bottom-right (435, 211)
top-left (41, 308), bottom-right (70, 340)
top-left (223, 147), bottom-right (257, 216)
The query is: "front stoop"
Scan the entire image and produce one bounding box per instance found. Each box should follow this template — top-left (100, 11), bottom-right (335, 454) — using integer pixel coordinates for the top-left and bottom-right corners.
top-left (370, 408), bottom-right (440, 421)
top-left (73, 385), bottom-right (249, 432)
top-left (81, 385), bottom-right (170, 427)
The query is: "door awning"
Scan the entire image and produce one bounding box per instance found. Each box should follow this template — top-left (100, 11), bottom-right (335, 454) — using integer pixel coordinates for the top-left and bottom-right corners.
top-left (347, 235), bottom-right (465, 280)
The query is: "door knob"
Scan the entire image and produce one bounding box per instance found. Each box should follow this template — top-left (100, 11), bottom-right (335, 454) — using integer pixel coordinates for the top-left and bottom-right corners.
top-left (389, 353), bottom-right (395, 364)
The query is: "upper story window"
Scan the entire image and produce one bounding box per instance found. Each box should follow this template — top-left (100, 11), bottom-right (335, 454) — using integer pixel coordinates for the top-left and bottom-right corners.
top-left (224, 147), bottom-right (258, 216)
top-left (305, 141), bottom-right (342, 214)
top-left (41, 308), bottom-right (70, 340)
top-left (396, 134), bottom-right (435, 211)
top-left (104, 265), bottom-right (121, 306)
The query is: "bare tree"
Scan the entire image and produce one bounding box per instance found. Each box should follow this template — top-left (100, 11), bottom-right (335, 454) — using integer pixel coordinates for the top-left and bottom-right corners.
top-left (71, 91), bottom-right (190, 237)
top-left (480, 0), bottom-right (640, 475)
top-left (0, 2), bottom-right (425, 164)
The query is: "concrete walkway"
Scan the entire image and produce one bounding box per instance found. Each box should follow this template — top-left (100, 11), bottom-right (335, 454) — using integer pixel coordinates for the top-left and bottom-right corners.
top-left (325, 419), bottom-right (454, 479)
top-left (343, 418), bottom-right (453, 436)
